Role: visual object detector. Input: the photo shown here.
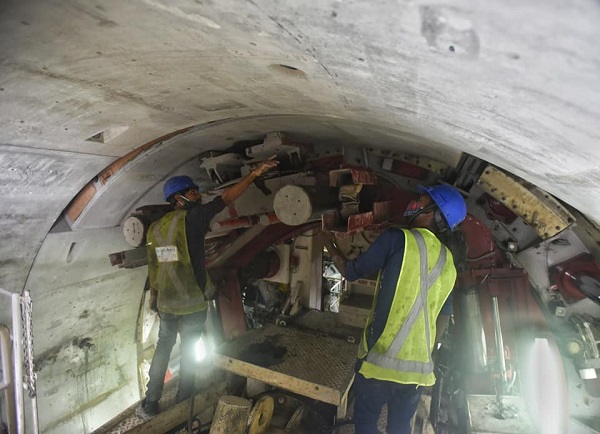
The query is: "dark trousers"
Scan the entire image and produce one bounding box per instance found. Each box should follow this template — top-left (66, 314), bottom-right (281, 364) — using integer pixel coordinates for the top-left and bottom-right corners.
top-left (146, 309), bottom-right (207, 403)
top-left (353, 372), bottom-right (422, 434)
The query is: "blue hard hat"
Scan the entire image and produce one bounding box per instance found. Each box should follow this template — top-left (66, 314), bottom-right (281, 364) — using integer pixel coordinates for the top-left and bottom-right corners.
top-left (163, 176), bottom-right (198, 202)
top-left (418, 184), bottom-right (467, 230)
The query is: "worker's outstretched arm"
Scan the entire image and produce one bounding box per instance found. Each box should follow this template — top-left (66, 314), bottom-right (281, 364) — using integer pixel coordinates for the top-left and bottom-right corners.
top-left (322, 230), bottom-right (348, 277)
top-left (221, 160), bottom-right (278, 205)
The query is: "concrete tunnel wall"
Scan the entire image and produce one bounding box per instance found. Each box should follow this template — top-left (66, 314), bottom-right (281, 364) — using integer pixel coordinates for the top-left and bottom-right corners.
top-left (1, 0), bottom-right (600, 432)
top-left (2, 0), bottom-right (600, 293)
top-left (20, 116), bottom-right (463, 434)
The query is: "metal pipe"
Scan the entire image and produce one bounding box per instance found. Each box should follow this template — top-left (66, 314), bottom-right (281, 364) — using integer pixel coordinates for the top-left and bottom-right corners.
top-left (0, 325), bottom-right (17, 434)
top-left (258, 212), bottom-right (280, 226)
top-left (212, 216), bottom-right (255, 231)
top-left (11, 293), bottom-right (25, 434)
top-left (31, 396), bottom-right (40, 434)
top-left (0, 287), bottom-right (14, 297)
top-left (459, 289), bottom-right (487, 372)
top-left (0, 325), bottom-right (11, 389)
top-left (21, 291), bottom-right (39, 434)
top-left (491, 296), bottom-right (507, 383)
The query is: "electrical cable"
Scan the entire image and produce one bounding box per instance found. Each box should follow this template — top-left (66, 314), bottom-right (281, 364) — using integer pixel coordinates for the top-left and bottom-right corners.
top-left (505, 370), bottom-right (517, 394)
top-left (187, 390), bottom-right (196, 434)
top-left (465, 250), bottom-right (498, 262)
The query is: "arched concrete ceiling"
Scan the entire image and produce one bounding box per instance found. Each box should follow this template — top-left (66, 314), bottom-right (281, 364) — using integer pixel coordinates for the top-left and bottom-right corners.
top-left (1, 0), bottom-right (599, 293)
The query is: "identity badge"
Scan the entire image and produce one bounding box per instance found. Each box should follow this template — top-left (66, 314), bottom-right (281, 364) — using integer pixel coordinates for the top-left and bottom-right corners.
top-left (155, 246), bottom-right (178, 262)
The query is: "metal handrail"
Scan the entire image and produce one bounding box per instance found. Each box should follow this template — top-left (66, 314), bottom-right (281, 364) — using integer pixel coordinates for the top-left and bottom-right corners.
top-left (491, 296), bottom-right (507, 384)
top-left (20, 291), bottom-right (39, 434)
top-left (0, 287), bottom-right (14, 297)
top-left (0, 325), bottom-right (12, 390)
top-left (11, 292), bottom-right (25, 434)
top-left (0, 288), bottom-right (39, 434)
top-left (0, 324), bottom-right (17, 433)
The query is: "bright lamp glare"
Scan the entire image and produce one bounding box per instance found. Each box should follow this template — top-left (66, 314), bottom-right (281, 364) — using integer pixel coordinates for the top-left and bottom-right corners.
top-left (195, 337), bottom-right (208, 362)
top-left (525, 338), bottom-right (565, 434)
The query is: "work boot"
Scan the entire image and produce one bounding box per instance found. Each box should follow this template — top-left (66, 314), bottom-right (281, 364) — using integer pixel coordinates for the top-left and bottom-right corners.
top-left (137, 398), bottom-right (159, 419)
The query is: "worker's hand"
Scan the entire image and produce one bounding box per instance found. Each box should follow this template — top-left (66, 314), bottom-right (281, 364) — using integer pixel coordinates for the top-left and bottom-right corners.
top-left (321, 230), bottom-right (348, 276)
top-left (252, 159), bottom-right (279, 178)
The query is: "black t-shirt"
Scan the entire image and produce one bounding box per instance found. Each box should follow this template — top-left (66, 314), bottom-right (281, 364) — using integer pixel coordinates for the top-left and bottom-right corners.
top-left (185, 196), bottom-right (226, 289)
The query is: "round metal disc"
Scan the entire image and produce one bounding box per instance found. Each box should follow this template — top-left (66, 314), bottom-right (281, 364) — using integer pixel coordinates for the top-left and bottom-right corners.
top-left (123, 215), bottom-right (147, 247)
top-left (247, 396), bottom-right (275, 434)
top-left (273, 185), bottom-right (313, 225)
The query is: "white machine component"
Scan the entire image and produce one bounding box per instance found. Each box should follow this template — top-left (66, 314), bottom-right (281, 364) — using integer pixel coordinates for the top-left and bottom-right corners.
top-left (273, 185), bottom-right (314, 226)
top-left (122, 215), bottom-right (147, 247)
top-left (199, 152), bottom-right (246, 184)
top-left (263, 245), bottom-right (291, 285)
top-left (245, 132), bottom-right (302, 162)
top-left (567, 314), bottom-right (600, 380)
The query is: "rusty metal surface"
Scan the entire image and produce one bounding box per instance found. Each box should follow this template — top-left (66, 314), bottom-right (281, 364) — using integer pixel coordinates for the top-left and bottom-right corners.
top-left (323, 200), bottom-right (403, 235)
top-left (212, 215), bottom-right (256, 231)
top-left (322, 211), bottom-right (377, 234)
top-left (347, 212), bottom-right (374, 232)
top-left (329, 168), bottom-right (377, 187)
top-left (109, 247), bottom-right (147, 269)
top-left (350, 168), bottom-right (377, 185)
top-left (372, 200), bottom-right (405, 223)
top-left (460, 215), bottom-right (505, 269)
top-left (213, 324), bottom-right (357, 405)
top-left (477, 166), bottom-right (575, 240)
top-left (321, 212), bottom-right (339, 232)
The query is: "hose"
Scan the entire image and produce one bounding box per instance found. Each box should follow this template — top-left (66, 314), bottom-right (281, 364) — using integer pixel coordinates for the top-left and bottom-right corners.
top-left (187, 392), bottom-right (196, 434)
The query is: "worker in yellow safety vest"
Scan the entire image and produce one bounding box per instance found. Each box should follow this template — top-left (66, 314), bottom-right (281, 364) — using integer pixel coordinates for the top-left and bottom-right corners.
top-left (322, 184), bottom-right (467, 434)
top-left (139, 158), bottom-right (278, 419)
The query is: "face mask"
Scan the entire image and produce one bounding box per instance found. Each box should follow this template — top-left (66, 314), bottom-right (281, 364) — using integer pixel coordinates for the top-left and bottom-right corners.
top-left (176, 194), bottom-right (194, 209)
top-left (404, 200), bottom-right (422, 218)
top-left (404, 200), bottom-right (437, 227)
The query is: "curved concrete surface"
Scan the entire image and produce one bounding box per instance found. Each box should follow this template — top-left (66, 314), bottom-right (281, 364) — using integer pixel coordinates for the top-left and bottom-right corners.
top-left (1, 0), bottom-right (599, 432)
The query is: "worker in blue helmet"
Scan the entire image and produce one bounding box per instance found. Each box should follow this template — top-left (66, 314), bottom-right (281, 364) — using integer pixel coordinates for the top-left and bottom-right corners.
top-left (140, 159), bottom-right (278, 418)
top-left (322, 184), bottom-right (467, 434)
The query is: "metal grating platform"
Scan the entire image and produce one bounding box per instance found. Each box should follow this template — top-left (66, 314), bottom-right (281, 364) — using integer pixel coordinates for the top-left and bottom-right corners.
top-left (94, 371), bottom-right (226, 434)
top-left (213, 324), bottom-right (358, 406)
top-left (94, 379), bottom-right (182, 434)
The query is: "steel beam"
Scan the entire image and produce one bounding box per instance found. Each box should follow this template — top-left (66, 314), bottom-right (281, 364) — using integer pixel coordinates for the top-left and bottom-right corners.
top-left (477, 166), bottom-right (575, 240)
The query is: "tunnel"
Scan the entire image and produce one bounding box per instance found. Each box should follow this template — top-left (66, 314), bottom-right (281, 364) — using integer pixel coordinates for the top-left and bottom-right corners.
top-left (1, 0), bottom-right (599, 433)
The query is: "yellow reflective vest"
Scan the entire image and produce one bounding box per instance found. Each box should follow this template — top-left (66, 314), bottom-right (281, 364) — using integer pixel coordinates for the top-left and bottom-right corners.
top-left (357, 228), bottom-right (456, 386)
top-left (146, 210), bottom-right (208, 315)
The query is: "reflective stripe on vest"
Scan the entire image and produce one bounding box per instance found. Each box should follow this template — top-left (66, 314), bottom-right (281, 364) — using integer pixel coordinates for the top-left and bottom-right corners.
top-left (365, 230), bottom-right (446, 375)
